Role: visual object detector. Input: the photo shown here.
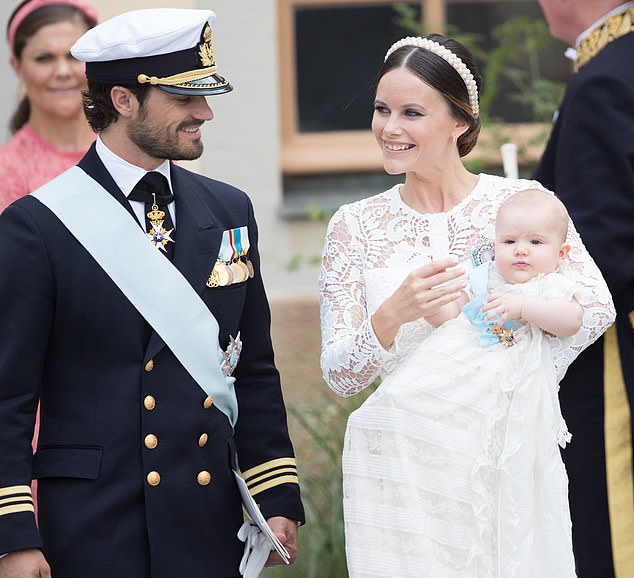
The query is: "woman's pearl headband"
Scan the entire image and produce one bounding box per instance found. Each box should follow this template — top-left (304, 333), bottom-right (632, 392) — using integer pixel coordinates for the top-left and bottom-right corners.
top-left (384, 36), bottom-right (480, 118)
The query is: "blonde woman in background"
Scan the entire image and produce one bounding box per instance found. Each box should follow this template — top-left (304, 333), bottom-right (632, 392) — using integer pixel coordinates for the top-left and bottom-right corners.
top-left (0, 0), bottom-right (97, 211)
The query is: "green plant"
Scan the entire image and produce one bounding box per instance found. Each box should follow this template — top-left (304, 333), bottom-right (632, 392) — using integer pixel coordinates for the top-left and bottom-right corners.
top-left (483, 16), bottom-right (565, 122)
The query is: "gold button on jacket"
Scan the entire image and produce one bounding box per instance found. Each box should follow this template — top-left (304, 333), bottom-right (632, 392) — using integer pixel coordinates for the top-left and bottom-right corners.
top-left (144, 359), bottom-right (154, 372)
top-left (202, 396), bottom-right (214, 409)
top-left (143, 395), bottom-right (156, 410)
top-left (197, 471), bottom-right (211, 486)
top-left (147, 471), bottom-right (161, 486)
top-left (144, 434), bottom-right (158, 449)
top-left (198, 433), bottom-right (208, 447)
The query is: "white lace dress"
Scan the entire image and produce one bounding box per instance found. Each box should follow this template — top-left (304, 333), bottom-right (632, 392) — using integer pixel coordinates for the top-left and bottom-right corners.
top-left (319, 174), bottom-right (615, 578)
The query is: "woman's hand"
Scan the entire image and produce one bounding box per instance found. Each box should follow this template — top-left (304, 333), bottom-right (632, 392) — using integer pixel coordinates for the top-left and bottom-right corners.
top-left (371, 258), bottom-right (466, 349)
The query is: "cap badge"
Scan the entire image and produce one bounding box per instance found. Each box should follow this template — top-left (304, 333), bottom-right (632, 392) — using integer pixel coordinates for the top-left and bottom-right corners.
top-left (199, 24), bottom-right (215, 68)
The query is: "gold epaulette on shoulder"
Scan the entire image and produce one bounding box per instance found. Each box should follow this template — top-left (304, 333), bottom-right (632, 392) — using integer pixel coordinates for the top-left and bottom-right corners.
top-left (574, 6), bottom-right (634, 73)
top-left (241, 457), bottom-right (299, 497)
top-left (0, 485), bottom-right (34, 517)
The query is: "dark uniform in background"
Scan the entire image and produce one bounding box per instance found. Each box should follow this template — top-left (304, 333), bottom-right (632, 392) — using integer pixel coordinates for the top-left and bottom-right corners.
top-left (0, 8), bottom-right (304, 578)
top-left (534, 3), bottom-right (634, 576)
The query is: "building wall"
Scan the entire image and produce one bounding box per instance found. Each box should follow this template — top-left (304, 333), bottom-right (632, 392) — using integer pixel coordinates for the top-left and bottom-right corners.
top-left (0, 0), bottom-right (324, 298)
top-left (1, 3), bottom-right (17, 145)
top-left (197, 0), bottom-right (325, 299)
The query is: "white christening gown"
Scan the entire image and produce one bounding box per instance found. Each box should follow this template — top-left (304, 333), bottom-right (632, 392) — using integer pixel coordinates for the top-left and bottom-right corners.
top-left (343, 269), bottom-right (582, 577)
top-left (319, 174), bottom-right (615, 578)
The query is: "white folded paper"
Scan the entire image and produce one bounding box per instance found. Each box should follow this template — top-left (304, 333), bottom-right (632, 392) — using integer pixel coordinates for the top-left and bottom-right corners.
top-left (233, 470), bottom-right (291, 567)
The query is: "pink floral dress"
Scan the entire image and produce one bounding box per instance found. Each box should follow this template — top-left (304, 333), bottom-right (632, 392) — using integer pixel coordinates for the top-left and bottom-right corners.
top-left (0, 123), bottom-right (93, 212)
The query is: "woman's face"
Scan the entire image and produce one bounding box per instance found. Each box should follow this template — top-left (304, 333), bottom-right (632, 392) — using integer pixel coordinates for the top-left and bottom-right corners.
top-left (371, 67), bottom-right (467, 176)
top-left (11, 19), bottom-right (89, 122)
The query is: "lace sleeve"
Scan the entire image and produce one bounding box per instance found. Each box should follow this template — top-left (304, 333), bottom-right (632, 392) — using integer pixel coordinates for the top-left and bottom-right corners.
top-left (319, 207), bottom-right (397, 397)
top-left (548, 218), bottom-right (615, 382)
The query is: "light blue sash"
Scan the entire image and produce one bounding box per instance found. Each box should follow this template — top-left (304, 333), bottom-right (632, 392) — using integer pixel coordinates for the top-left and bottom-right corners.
top-left (32, 166), bottom-right (238, 427)
top-left (462, 261), bottom-right (518, 346)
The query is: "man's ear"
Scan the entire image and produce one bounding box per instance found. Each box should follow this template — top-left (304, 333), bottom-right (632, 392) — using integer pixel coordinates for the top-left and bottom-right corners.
top-left (110, 86), bottom-right (138, 118)
top-left (559, 243), bottom-right (571, 260)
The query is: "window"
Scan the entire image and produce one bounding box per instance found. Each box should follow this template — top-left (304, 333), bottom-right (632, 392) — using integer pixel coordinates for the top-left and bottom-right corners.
top-left (279, 0), bottom-right (568, 209)
top-left (280, 0), bottom-right (425, 176)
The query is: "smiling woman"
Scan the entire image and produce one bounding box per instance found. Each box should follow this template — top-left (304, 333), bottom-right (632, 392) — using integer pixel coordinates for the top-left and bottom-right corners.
top-left (0, 0), bottom-right (98, 210)
top-left (319, 32), bottom-right (615, 578)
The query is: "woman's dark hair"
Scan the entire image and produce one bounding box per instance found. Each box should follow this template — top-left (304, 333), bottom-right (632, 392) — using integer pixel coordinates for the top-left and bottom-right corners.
top-left (7, 1), bottom-right (97, 133)
top-left (378, 33), bottom-right (483, 157)
top-left (82, 82), bottom-right (152, 132)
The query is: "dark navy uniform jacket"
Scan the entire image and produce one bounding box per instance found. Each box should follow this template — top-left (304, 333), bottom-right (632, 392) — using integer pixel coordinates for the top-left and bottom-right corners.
top-left (534, 21), bottom-right (634, 578)
top-left (0, 144), bottom-right (305, 577)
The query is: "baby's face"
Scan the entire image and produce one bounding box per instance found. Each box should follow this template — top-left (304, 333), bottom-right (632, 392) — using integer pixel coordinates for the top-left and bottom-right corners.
top-left (494, 206), bottom-right (567, 284)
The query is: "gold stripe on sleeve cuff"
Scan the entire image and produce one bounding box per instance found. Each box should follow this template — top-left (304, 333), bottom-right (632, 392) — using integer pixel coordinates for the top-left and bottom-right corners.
top-left (241, 458), bottom-right (299, 497)
top-left (0, 503), bottom-right (35, 517)
top-left (0, 485), bottom-right (34, 517)
top-left (245, 467), bottom-right (299, 488)
top-left (0, 485), bottom-right (31, 498)
top-left (241, 457), bottom-right (297, 481)
top-left (248, 474), bottom-right (300, 497)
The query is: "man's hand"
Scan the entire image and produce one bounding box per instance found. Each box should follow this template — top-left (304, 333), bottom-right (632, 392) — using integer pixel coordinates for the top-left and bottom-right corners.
top-left (0, 549), bottom-right (51, 578)
top-left (265, 516), bottom-right (298, 566)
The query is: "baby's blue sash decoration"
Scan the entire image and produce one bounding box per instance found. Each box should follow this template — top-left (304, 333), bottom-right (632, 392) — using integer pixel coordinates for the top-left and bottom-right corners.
top-left (32, 166), bottom-right (238, 427)
top-left (462, 258), bottom-right (517, 347)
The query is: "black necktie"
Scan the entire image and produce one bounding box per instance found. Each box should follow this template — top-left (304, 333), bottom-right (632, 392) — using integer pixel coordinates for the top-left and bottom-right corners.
top-left (128, 172), bottom-right (176, 261)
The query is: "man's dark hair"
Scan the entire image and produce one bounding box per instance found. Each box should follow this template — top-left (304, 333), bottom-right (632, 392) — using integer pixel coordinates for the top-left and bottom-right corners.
top-left (83, 83), bottom-right (152, 132)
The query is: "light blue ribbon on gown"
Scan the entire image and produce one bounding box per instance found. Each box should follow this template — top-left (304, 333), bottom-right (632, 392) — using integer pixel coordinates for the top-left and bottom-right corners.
top-left (32, 166), bottom-right (238, 427)
top-left (462, 260), bottom-right (517, 346)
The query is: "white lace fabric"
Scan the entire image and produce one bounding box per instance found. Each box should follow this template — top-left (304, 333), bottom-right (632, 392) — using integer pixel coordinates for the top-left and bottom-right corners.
top-left (319, 174), bottom-right (615, 397)
top-left (320, 174), bottom-right (614, 577)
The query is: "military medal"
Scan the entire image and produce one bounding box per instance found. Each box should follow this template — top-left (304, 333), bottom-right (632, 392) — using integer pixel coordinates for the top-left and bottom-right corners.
top-left (206, 259), bottom-right (222, 287)
top-left (492, 325), bottom-right (516, 348)
top-left (207, 226), bottom-right (253, 288)
top-left (217, 261), bottom-right (233, 286)
top-left (146, 194), bottom-right (174, 252)
top-left (245, 258), bottom-right (254, 278)
top-left (233, 257), bottom-right (250, 282)
top-left (220, 332), bottom-right (242, 376)
top-left (206, 259), bottom-right (234, 287)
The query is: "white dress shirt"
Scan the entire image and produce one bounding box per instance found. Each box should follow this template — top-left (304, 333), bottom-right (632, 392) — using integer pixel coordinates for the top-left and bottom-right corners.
top-left (95, 136), bottom-right (176, 227)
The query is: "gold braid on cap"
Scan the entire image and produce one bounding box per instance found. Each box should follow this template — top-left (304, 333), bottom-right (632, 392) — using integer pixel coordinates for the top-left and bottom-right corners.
top-left (138, 66), bottom-right (218, 87)
top-left (137, 24), bottom-right (218, 87)
top-left (384, 36), bottom-right (479, 117)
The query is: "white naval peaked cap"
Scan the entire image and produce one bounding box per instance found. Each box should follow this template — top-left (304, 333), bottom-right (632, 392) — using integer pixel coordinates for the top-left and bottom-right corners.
top-left (70, 8), bottom-right (232, 96)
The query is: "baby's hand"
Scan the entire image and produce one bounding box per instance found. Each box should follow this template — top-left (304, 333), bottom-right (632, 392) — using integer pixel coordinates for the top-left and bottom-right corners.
top-left (481, 292), bottom-right (525, 326)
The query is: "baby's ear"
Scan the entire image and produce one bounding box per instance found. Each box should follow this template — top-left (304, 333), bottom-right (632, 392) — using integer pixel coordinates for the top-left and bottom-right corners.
top-left (559, 243), bottom-right (571, 260)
